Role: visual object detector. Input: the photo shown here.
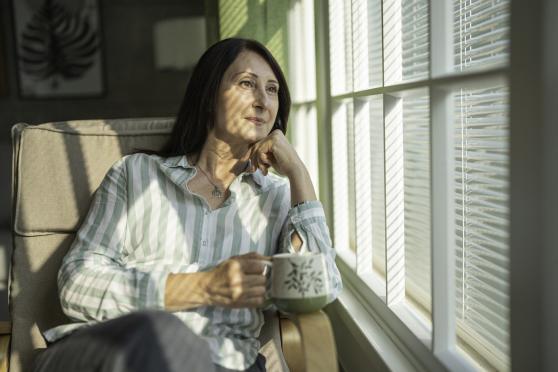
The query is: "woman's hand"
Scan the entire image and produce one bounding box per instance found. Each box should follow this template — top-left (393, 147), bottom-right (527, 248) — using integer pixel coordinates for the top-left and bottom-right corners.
top-left (164, 253), bottom-right (270, 311)
top-left (247, 129), bottom-right (305, 178)
top-left (246, 129), bottom-right (317, 215)
top-left (204, 252), bottom-right (270, 308)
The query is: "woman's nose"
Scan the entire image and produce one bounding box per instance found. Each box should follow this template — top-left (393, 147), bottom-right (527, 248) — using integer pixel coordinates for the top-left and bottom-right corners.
top-left (252, 87), bottom-right (268, 109)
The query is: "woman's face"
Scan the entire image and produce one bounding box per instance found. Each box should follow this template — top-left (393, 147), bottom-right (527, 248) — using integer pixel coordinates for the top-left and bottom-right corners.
top-left (213, 50), bottom-right (280, 146)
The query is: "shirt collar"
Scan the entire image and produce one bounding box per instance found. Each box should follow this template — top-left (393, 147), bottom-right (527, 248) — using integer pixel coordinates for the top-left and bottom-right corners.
top-left (163, 155), bottom-right (192, 169)
top-left (162, 155), bottom-right (267, 188)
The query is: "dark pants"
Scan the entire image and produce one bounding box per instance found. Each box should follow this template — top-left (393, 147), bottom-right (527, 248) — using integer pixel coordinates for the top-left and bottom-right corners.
top-left (34, 310), bottom-right (266, 372)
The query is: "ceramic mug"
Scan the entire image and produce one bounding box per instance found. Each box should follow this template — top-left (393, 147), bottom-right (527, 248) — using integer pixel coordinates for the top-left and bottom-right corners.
top-left (262, 252), bottom-right (330, 313)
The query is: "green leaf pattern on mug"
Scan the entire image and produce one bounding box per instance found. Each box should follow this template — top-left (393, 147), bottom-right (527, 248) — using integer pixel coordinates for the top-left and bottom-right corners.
top-left (283, 258), bottom-right (324, 297)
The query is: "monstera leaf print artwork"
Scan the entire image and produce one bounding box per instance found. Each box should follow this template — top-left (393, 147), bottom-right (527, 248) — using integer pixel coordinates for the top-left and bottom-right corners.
top-left (13, 0), bottom-right (103, 97)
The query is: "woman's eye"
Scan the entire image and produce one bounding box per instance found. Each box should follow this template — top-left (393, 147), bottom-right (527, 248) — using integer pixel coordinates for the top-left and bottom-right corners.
top-left (266, 86), bottom-right (279, 94)
top-left (240, 80), bottom-right (254, 88)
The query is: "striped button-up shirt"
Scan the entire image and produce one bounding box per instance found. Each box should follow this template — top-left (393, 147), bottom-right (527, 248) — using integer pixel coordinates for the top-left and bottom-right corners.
top-left (44, 153), bottom-right (342, 370)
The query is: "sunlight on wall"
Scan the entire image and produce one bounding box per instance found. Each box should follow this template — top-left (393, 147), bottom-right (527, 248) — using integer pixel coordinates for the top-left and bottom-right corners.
top-left (266, 29), bottom-right (286, 73)
top-left (265, 0), bottom-right (289, 74)
top-left (218, 0), bottom-right (288, 73)
top-left (219, 0), bottom-right (249, 38)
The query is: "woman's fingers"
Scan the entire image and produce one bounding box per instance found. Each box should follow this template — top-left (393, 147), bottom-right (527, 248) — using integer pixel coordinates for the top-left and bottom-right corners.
top-left (256, 150), bottom-right (272, 168)
top-left (240, 285), bottom-right (267, 298)
top-left (231, 273), bottom-right (266, 287)
top-left (248, 129), bottom-right (301, 176)
top-left (235, 255), bottom-right (270, 274)
top-left (249, 142), bottom-right (273, 175)
top-left (207, 255), bottom-right (270, 308)
top-left (213, 274), bottom-right (265, 291)
top-left (257, 153), bottom-right (272, 176)
top-left (214, 279), bottom-right (267, 308)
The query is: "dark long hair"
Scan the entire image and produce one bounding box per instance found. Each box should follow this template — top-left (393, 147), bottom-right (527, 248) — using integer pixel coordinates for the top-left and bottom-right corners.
top-left (157, 38), bottom-right (291, 157)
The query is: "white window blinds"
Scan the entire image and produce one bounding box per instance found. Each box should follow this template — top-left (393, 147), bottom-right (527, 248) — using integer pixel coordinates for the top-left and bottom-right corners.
top-left (401, 0), bottom-right (429, 81)
top-left (453, 1), bottom-right (510, 369)
top-left (322, 0), bottom-right (511, 369)
top-left (455, 87), bottom-right (510, 370)
top-left (332, 101), bottom-right (356, 252)
top-left (329, 0), bottom-right (353, 95)
top-left (454, 0), bottom-right (510, 71)
top-left (287, 0), bottom-right (319, 199)
top-left (369, 96), bottom-right (386, 277)
top-left (403, 93), bottom-right (432, 315)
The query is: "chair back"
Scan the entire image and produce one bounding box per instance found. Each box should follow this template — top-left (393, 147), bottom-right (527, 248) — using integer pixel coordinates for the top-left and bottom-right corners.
top-left (10, 118), bottom-right (174, 372)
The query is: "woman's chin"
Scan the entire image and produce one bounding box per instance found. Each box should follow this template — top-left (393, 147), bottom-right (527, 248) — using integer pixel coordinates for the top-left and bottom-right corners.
top-left (239, 127), bottom-right (271, 143)
top-left (215, 125), bottom-right (272, 146)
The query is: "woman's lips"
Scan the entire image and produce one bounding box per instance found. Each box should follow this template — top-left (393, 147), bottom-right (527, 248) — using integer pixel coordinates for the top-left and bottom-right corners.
top-left (245, 117), bottom-right (265, 125)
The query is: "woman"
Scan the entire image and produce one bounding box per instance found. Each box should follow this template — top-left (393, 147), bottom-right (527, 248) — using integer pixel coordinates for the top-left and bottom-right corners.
top-left (35, 38), bottom-right (342, 372)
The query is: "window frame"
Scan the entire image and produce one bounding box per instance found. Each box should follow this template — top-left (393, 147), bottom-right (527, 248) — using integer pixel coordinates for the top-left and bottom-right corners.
top-left (307, 0), bottom-right (514, 371)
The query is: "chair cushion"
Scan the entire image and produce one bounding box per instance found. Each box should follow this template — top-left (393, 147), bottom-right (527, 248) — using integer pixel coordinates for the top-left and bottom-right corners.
top-left (9, 234), bottom-right (71, 372)
top-left (12, 118), bottom-right (173, 236)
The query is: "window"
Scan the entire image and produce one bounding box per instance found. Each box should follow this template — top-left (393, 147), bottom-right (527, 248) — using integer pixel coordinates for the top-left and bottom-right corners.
top-left (219, 0), bottom-right (512, 369)
top-left (309, 0), bottom-right (510, 370)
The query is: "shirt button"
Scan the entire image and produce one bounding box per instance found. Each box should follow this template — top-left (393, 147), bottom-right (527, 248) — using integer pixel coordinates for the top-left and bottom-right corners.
top-left (202, 240), bottom-right (207, 246)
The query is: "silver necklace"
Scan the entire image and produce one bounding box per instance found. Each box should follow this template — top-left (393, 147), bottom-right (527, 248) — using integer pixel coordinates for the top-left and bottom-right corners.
top-left (195, 165), bottom-right (224, 199)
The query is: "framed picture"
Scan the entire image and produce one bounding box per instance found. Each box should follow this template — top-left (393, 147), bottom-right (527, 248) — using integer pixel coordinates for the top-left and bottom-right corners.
top-left (12, 0), bottom-right (104, 98)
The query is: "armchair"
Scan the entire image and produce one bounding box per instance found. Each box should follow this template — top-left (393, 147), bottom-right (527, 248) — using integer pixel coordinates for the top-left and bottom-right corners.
top-left (3, 118), bottom-right (338, 372)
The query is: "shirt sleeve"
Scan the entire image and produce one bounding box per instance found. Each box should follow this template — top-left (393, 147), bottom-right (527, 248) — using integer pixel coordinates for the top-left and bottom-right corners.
top-left (278, 200), bottom-right (343, 303)
top-left (58, 157), bottom-right (169, 323)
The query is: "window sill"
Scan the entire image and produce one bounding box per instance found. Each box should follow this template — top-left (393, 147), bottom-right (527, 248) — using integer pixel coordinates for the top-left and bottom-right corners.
top-left (325, 286), bottom-right (419, 372)
top-left (326, 254), bottom-right (448, 372)
top-left (335, 248), bottom-right (432, 348)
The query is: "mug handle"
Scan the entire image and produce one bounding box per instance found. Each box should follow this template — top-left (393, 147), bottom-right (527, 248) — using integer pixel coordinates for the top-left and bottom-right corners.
top-left (261, 260), bottom-right (273, 308)
top-left (262, 260), bottom-right (272, 277)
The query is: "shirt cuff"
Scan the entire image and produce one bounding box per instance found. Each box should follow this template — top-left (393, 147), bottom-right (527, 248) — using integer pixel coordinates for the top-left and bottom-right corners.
top-left (286, 200), bottom-right (327, 253)
top-left (287, 200), bottom-right (326, 227)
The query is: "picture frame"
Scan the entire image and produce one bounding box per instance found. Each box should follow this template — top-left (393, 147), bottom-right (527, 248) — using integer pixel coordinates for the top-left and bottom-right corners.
top-left (11, 0), bottom-right (104, 99)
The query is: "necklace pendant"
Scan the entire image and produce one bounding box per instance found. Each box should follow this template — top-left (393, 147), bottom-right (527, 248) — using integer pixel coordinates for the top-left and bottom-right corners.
top-left (212, 186), bottom-right (223, 199)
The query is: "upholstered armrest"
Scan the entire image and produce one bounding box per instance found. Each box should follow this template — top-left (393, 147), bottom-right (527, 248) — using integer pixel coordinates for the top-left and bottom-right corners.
top-left (0, 321), bottom-right (11, 372)
top-left (279, 311), bottom-right (338, 372)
